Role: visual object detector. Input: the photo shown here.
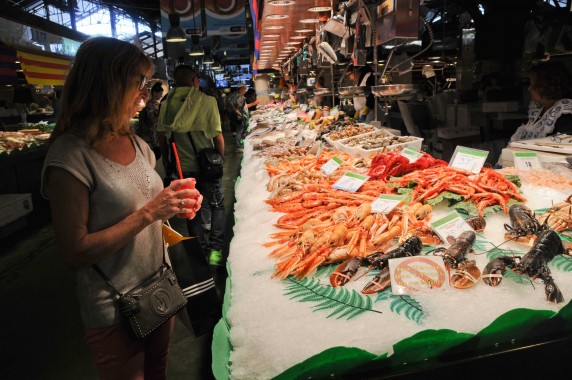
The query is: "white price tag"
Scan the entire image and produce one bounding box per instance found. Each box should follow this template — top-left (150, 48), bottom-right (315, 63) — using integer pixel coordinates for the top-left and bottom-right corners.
top-left (400, 147), bottom-right (423, 163)
top-left (307, 110), bottom-right (316, 120)
top-left (300, 104), bottom-right (308, 112)
top-left (430, 211), bottom-right (474, 245)
top-left (332, 172), bottom-right (369, 192)
top-left (371, 194), bottom-right (406, 214)
top-left (513, 152), bottom-right (541, 170)
top-left (389, 256), bottom-right (448, 295)
top-left (330, 107), bottom-right (339, 116)
top-left (449, 146), bottom-right (488, 174)
top-left (321, 156), bottom-right (342, 175)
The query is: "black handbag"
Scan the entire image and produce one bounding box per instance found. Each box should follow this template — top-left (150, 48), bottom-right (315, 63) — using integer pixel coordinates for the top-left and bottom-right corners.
top-left (93, 247), bottom-right (187, 340)
top-left (187, 132), bottom-right (224, 180)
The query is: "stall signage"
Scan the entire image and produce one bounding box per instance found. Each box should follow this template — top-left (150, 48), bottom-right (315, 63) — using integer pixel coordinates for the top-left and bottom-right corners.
top-left (389, 256), bottom-right (448, 295)
top-left (400, 147), bottom-right (422, 163)
top-left (449, 146), bottom-right (488, 174)
top-left (321, 156), bottom-right (342, 175)
top-left (430, 211), bottom-right (474, 245)
top-left (513, 152), bottom-right (541, 170)
top-left (371, 194), bottom-right (406, 214)
top-left (332, 172), bottom-right (369, 192)
top-left (300, 104), bottom-right (308, 112)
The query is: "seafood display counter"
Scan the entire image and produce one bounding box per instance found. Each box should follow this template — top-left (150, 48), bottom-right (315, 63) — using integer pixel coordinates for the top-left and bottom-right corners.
top-left (212, 106), bottom-right (572, 379)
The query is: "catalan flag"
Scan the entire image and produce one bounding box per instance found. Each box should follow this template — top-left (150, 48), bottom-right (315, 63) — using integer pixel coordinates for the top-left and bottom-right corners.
top-left (17, 49), bottom-right (71, 86)
top-left (0, 44), bottom-right (17, 84)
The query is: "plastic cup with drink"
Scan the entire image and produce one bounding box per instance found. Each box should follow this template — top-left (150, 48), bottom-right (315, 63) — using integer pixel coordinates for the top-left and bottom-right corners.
top-left (172, 142), bottom-right (201, 219)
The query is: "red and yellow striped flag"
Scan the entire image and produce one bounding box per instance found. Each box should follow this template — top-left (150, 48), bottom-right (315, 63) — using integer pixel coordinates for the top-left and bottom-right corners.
top-left (17, 49), bottom-right (71, 86)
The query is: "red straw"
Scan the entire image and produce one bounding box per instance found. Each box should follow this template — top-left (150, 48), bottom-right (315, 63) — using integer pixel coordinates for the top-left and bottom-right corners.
top-left (171, 142), bottom-right (184, 179)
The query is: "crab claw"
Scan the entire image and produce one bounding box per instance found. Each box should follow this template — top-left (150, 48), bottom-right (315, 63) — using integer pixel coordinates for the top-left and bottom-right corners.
top-left (361, 268), bottom-right (391, 294)
top-left (482, 257), bottom-right (514, 287)
top-left (450, 261), bottom-right (481, 289)
top-left (330, 257), bottom-right (361, 287)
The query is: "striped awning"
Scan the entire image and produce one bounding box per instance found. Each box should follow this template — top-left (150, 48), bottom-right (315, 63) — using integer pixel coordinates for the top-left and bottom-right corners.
top-left (17, 49), bottom-right (71, 86)
top-left (0, 44), bottom-right (17, 84)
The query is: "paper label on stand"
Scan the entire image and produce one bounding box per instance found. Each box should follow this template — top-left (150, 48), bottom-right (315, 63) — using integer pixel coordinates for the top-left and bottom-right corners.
top-left (513, 152), bottom-right (541, 170)
top-left (430, 211), bottom-right (474, 245)
top-left (332, 172), bottom-right (369, 192)
top-left (321, 156), bottom-right (342, 175)
top-left (371, 194), bottom-right (406, 214)
top-left (400, 147), bottom-right (422, 163)
top-left (300, 104), bottom-right (308, 112)
top-left (389, 256), bottom-right (448, 295)
top-left (330, 107), bottom-right (339, 116)
top-left (449, 146), bottom-right (489, 174)
top-left (307, 110), bottom-right (315, 120)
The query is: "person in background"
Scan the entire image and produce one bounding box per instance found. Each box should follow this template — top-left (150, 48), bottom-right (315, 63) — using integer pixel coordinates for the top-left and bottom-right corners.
top-left (281, 80), bottom-right (298, 103)
top-left (157, 65), bottom-right (226, 267)
top-left (313, 77), bottom-right (329, 108)
top-left (245, 86), bottom-right (259, 113)
top-left (137, 82), bottom-right (164, 159)
top-left (510, 61), bottom-right (572, 142)
top-left (41, 37), bottom-right (202, 379)
top-left (347, 65), bottom-right (375, 122)
top-left (226, 84), bottom-right (250, 152)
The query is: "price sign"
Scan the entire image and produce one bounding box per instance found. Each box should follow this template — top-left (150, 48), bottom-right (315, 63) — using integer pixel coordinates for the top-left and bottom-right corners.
top-left (332, 172), bottom-right (369, 192)
top-left (389, 256), bottom-right (448, 295)
top-left (330, 107), bottom-right (339, 116)
top-left (513, 152), bottom-right (541, 170)
top-left (400, 147), bottom-right (423, 163)
top-left (430, 211), bottom-right (474, 245)
top-left (307, 110), bottom-right (316, 120)
top-left (321, 156), bottom-right (342, 175)
top-left (300, 104), bottom-right (308, 112)
top-left (449, 146), bottom-right (489, 174)
top-left (371, 194), bottom-right (407, 214)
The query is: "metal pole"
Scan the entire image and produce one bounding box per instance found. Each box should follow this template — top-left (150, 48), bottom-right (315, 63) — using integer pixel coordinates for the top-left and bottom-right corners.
top-left (330, 62), bottom-right (335, 108)
top-left (372, 7), bottom-right (378, 122)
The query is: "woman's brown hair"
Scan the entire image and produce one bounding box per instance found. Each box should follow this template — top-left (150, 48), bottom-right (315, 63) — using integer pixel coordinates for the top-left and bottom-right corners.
top-left (51, 37), bottom-right (152, 144)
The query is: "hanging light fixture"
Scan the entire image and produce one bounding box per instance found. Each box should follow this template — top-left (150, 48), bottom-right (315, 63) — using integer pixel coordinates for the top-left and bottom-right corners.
top-left (188, 0), bottom-right (204, 56)
top-left (202, 47), bottom-right (214, 64)
top-left (165, 13), bottom-right (186, 42)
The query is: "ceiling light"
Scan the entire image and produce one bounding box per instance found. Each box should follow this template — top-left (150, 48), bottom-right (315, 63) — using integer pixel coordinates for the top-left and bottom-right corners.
top-left (300, 19), bottom-right (319, 24)
top-left (286, 41), bottom-right (302, 45)
top-left (266, 14), bottom-right (289, 20)
top-left (308, 6), bottom-right (332, 12)
top-left (165, 13), bottom-right (186, 42)
top-left (189, 35), bottom-right (204, 56)
top-left (297, 29), bottom-right (314, 33)
top-left (268, 0), bottom-right (295, 5)
top-left (265, 25), bottom-right (284, 30)
top-left (265, 33), bottom-right (281, 38)
top-left (290, 35), bottom-right (307, 40)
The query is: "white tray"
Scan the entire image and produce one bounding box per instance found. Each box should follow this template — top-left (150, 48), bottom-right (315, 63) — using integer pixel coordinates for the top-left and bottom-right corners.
top-left (509, 134), bottom-right (572, 155)
top-left (335, 130), bottom-right (423, 158)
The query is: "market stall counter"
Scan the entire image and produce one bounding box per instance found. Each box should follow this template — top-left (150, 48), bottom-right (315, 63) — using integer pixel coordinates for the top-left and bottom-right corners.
top-left (212, 105), bottom-right (572, 379)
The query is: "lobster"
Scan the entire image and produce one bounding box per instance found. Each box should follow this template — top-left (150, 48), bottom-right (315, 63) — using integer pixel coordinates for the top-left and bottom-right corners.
top-left (329, 236), bottom-right (423, 294)
top-left (482, 229), bottom-right (566, 303)
top-left (504, 204), bottom-right (545, 243)
top-left (430, 230), bottom-right (481, 289)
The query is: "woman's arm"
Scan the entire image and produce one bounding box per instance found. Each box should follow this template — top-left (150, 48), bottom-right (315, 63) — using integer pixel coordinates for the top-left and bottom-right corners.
top-left (46, 167), bottom-right (201, 271)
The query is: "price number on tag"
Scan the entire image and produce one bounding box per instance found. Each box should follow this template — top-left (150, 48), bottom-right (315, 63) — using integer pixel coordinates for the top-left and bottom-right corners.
top-left (449, 146), bottom-right (489, 174)
top-left (513, 152), bottom-right (541, 170)
top-left (321, 156), bottom-right (342, 176)
top-left (332, 172), bottom-right (369, 193)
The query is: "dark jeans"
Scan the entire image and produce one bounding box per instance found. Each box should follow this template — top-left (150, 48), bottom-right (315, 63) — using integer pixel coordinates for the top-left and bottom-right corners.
top-left (183, 173), bottom-right (225, 254)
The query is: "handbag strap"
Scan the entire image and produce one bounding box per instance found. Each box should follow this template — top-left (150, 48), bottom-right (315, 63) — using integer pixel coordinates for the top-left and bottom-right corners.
top-left (92, 241), bottom-right (169, 297)
top-left (186, 131), bottom-right (200, 159)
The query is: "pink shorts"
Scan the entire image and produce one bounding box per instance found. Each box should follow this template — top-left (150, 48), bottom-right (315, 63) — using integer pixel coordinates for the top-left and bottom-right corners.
top-left (84, 318), bottom-right (175, 380)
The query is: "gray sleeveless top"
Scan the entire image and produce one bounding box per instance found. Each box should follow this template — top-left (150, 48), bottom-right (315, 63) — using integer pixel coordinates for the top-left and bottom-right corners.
top-left (41, 134), bottom-right (165, 328)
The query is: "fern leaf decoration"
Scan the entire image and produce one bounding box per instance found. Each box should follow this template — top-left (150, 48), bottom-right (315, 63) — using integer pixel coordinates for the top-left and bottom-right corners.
top-left (474, 238), bottom-right (493, 252)
top-left (551, 255), bottom-right (572, 272)
top-left (284, 277), bottom-right (379, 320)
top-left (376, 289), bottom-right (424, 324)
top-left (504, 269), bottom-right (531, 285)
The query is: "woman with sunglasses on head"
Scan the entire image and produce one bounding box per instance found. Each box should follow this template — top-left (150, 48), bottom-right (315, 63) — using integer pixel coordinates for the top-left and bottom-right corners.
top-left (41, 37), bottom-right (202, 379)
top-left (510, 61), bottom-right (572, 142)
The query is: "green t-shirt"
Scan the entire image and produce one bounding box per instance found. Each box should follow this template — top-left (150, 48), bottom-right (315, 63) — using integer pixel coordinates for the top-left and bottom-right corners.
top-left (157, 86), bottom-right (221, 173)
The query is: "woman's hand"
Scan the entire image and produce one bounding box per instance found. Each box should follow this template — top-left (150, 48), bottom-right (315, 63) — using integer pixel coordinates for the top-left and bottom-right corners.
top-left (142, 178), bottom-right (202, 222)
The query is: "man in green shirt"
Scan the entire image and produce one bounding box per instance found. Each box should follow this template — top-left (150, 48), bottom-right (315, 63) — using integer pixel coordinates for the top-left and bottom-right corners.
top-left (157, 65), bottom-right (225, 266)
